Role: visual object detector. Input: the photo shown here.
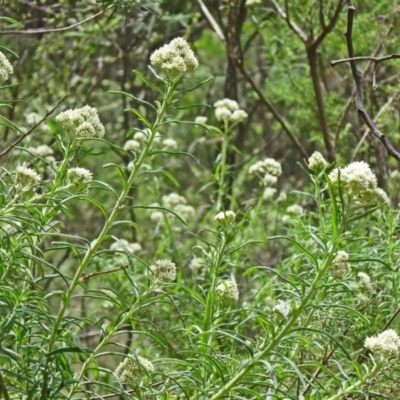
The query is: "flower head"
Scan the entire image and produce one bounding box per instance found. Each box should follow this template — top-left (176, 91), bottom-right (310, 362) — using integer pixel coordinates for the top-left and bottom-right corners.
top-left (328, 161), bottom-right (389, 207)
top-left (0, 52), bottom-right (13, 82)
top-left (249, 158), bottom-right (282, 186)
top-left (67, 167), bottom-right (93, 192)
top-left (364, 329), bottom-right (400, 361)
top-left (115, 356), bottom-right (154, 387)
top-left (229, 109), bottom-right (248, 124)
top-left (263, 187), bottom-right (277, 201)
top-left (331, 250), bottom-right (351, 279)
top-left (287, 205), bottom-right (304, 215)
top-left (15, 165), bottom-right (41, 189)
top-left (151, 259), bottom-right (177, 283)
top-left (357, 271), bottom-right (372, 291)
top-left (56, 105), bottom-right (105, 138)
top-left (214, 210), bottom-right (236, 227)
top-left (308, 151), bottom-right (328, 171)
top-left (195, 116), bottom-right (208, 125)
top-left (124, 139), bottom-right (141, 152)
top-left (150, 37), bottom-right (198, 80)
top-left (216, 280), bottom-right (239, 302)
top-left (163, 138), bottom-right (178, 150)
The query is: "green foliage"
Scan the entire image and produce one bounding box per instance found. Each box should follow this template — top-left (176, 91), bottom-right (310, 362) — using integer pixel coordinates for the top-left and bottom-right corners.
top-left (1, 1), bottom-right (400, 399)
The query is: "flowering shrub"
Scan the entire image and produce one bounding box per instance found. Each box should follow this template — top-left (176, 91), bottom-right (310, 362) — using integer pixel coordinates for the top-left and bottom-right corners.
top-left (1, 28), bottom-right (400, 400)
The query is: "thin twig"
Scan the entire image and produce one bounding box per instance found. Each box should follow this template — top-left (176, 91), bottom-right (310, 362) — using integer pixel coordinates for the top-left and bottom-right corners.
top-left (79, 265), bottom-right (128, 283)
top-left (331, 53), bottom-right (400, 67)
top-left (196, 0), bottom-right (226, 43)
top-left (333, 22), bottom-right (395, 148)
top-left (0, 7), bottom-right (111, 35)
top-left (344, 0), bottom-right (400, 162)
top-left (0, 92), bottom-right (70, 157)
top-left (351, 91), bottom-right (398, 161)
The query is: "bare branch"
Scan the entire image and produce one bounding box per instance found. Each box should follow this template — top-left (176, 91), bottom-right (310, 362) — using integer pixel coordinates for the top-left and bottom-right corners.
top-left (351, 92), bottom-right (398, 161)
top-left (313, 0), bottom-right (345, 49)
top-left (0, 6), bottom-right (111, 35)
top-left (344, 1), bottom-right (400, 162)
top-left (196, 0), bottom-right (226, 44)
top-left (270, 0), bottom-right (307, 42)
top-left (331, 53), bottom-right (400, 67)
top-left (333, 22), bottom-right (395, 148)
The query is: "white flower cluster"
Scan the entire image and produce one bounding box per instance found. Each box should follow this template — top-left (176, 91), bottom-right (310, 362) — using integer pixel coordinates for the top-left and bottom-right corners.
top-left (214, 99), bottom-right (248, 124)
top-left (214, 210), bottom-right (236, 227)
top-left (263, 187), bottom-right (277, 201)
top-left (110, 239), bottom-right (142, 254)
top-left (330, 250), bottom-right (351, 279)
top-left (151, 259), bottom-right (177, 283)
top-left (308, 151), bottom-right (328, 171)
top-left (249, 157), bottom-right (282, 187)
top-left (287, 204), bottom-right (304, 215)
top-left (56, 105), bottom-right (105, 138)
top-left (15, 165), bottom-right (41, 188)
top-left (216, 280), bottom-right (239, 302)
top-left (357, 271), bottom-right (372, 291)
top-left (124, 139), bottom-right (141, 152)
top-left (246, 0), bottom-right (261, 5)
top-left (67, 167), bottom-right (93, 192)
top-left (28, 144), bottom-right (54, 158)
top-left (328, 161), bottom-right (389, 206)
top-left (150, 193), bottom-right (195, 223)
top-left (364, 329), bottom-right (400, 361)
top-left (163, 138), bottom-right (178, 150)
top-left (0, 52), bottom-right (13, 82)
top-left (195, 116), bottom-right (207, 125)
top-left (115, 356), bottom-right (154, 387)
top-left (150, 37), bottom-right (198, 80)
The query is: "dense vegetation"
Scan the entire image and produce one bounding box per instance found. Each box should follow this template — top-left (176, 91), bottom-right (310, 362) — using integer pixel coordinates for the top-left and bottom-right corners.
top-left (1, 0), bottom-right (400, 398)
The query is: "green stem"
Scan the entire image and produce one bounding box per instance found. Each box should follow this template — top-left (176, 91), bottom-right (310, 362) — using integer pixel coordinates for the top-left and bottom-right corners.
top-left (208, 242), bottom-right (337, 400)
top-left (325, 362), bottom-right (381, 400)
top-left (67, 289), bottom-right (151, 398)
top-left (41, 82), bottom-right (176, 399)
top-left (216, 124), bottom-right (230, 211)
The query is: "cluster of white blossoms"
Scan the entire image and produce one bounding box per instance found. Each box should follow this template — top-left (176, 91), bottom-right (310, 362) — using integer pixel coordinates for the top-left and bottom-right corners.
top-left (214, 210), bottom-right (236, 227)
top-left (249, 157), bottom-right (282, 187)
top-left (246, 0), bottom-right (261, 5)
top-left (214, 98), bottom-right (248, 124)
top-left (150, 193), bottom-right (195, 223)
top-left (328, 161), bottom-right (389, 206)
top-left (162, 138), bottom-right (178, 150)
top-left (124, 139), bottom-right (141, 152)
top-left (151, 259), bottom-right (177, 283)
top-left (56, 105), bottom-right (105, 138)
top-left (150, 37), bottom-right (198, 80)
top-left (115, 356), bottom-right (154, 387)
top-left (0, 52), bottom-right (13, 82)
top-left (195, 116), bottom-right (207, 125)
top-left (216, 280), bottom-right (239, 302)
top-left (110, 239), bottom-right (142, 254)
top-left (330, 250), bottom-right (351, 279)
top-left (357, 271), bottom-right (372, 291)
top-left (15, 165), bottom-right (41, 189)
top-left (287, 204), bottom-right (304, 215)
top-left (28, 144), bottom-right (54, 158)
top-left (308, 151), bottom-right (328, 171)
top-left (263, 187), bottom-right (277, 201)
top-left (364, 329), bottom-right (400, 362)
top-left (67, 167), bottom-right (93, 192)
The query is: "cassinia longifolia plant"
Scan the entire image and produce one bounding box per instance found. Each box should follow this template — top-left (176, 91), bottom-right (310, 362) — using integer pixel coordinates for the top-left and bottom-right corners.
top-left (1, 30), bottom-right (400, 399)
